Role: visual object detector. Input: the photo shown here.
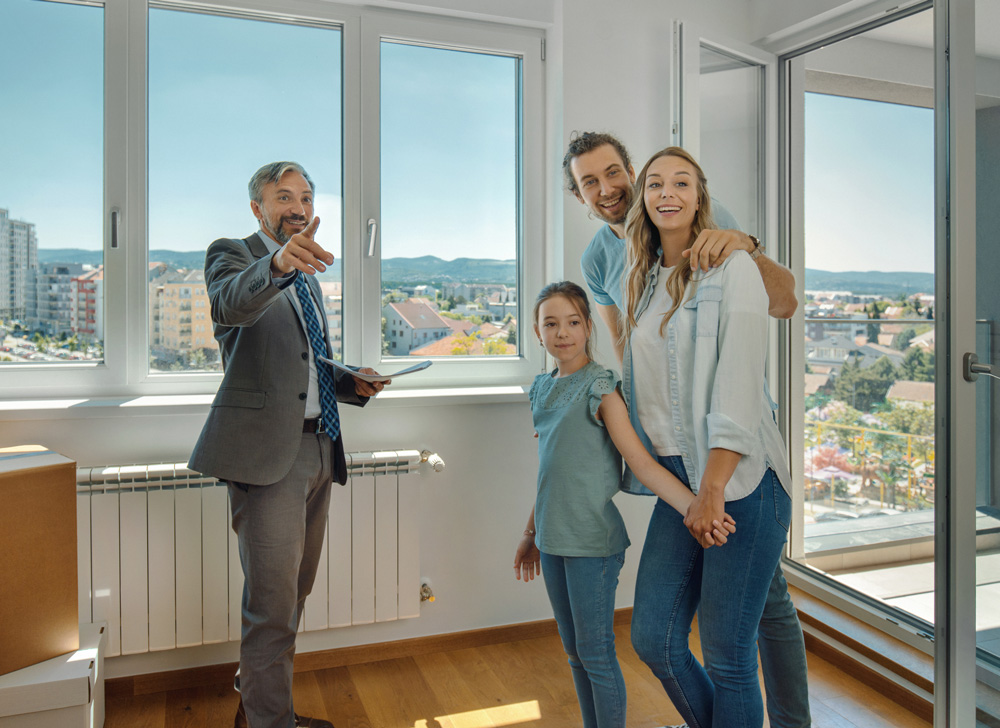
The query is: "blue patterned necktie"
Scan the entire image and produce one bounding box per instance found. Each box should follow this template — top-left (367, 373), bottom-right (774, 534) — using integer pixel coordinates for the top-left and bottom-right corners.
top-left (293, 274), bottom-right (340, 440)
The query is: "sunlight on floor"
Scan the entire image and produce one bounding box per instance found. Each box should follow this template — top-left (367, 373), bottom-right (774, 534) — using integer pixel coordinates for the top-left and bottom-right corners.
top-left (413, 699), bottom-right (542, 728)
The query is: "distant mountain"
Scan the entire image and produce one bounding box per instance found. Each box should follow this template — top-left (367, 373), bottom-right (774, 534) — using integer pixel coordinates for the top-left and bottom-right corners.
top-left (382, 256), bottom-right (516, 285)
top-left (37, 248), bottom-right (105, 267)
top-left (804, 269), bottom-right (934, 297)
top-left (39, 248), bottom-right (207, 270)
top-left (37, 249), bottom-right (517, 285)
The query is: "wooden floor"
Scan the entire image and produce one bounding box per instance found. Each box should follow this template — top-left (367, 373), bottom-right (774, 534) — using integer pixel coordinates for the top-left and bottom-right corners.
top-left (105, 622), bottom-right (931, 728)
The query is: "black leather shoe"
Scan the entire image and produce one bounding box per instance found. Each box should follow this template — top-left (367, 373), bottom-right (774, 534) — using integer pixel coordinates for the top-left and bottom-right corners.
top-left (234, 700), bottom-right (334, 728)
top-left (295, 714), bottom-right (334, 728)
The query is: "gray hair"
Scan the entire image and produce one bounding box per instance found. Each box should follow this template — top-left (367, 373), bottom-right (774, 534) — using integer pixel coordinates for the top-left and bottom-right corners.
top-left (248, 162), bottom-right (315, 203)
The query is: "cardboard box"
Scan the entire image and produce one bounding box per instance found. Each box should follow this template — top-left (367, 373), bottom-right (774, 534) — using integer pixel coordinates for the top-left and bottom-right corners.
top-left (0, 623), bottom-right (106, 728)
top-left (0, 446), bottom-right (79, 676)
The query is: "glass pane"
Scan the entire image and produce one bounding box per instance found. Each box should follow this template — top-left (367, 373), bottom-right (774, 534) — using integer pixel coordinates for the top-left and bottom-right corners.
top-left (148, 10), bottom-right (342, 372)
top-left (379, 41), bottom-right (518, 358)
top-left (0, 0), bottom-right (103, 364)
top-left (698, 46), bottom-right (760, 234)
top-left (797, 9), bottom-right (937, 625)
top-left (975, 0), bottom-right (1000, 714)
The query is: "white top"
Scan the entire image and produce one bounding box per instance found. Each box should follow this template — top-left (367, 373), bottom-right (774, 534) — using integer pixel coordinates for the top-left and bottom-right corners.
top-left (631, 265), bottom-right (682, 456)
top-left (623, 251), bottom-right (792, 501)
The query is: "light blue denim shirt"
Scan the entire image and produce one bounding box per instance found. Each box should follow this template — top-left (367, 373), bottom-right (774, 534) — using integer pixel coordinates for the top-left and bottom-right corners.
top-left (621, 251), bottom-right (792, 501)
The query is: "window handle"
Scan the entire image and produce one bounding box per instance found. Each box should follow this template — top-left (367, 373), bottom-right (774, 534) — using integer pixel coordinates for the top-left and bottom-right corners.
top-left (964, 352), bottom-right (997, 382)
top-left (367, 218), bottom-right (378, 257)
top-left (110, 207), bottom-right (121, 249)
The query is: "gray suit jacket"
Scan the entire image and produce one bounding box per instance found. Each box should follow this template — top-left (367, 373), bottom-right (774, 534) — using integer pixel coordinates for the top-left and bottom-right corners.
top-left (189, 232), bottom-right (365, 486)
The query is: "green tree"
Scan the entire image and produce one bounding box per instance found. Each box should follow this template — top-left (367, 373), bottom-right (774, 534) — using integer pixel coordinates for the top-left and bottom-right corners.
top-left (896, 327), bottom-right (917, 351)
top-left (482, 338), bottom-right (508, 356)
top-left (833, 356), bottom-right (897, 412)
top-left (451, 333), bottom-right (478, 355)
top-left (506, 323), bottom-right (517, 345)
top-left (881, 401), bottom-right (934, 438)
top-left (866, 303), bottom-right (881, 342)
top-left (189, 348), bottom-right (208, 370)
top-left (899, 346), bottom-right (934, 382)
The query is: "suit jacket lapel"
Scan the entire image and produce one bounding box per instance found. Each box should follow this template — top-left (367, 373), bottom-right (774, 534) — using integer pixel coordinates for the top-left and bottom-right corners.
top-left (245, 232), bottom-right (270, 260)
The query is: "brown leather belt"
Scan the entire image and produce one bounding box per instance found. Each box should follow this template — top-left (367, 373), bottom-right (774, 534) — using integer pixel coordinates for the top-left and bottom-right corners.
top-left (303, 418), bottom-right (324, 434)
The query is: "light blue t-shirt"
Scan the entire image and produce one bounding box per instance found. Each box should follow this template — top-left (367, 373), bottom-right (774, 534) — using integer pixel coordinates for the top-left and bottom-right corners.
top-left (529, 361), bottom-right (631, 557)
top-left (580, 198), bottom-right (741, 311)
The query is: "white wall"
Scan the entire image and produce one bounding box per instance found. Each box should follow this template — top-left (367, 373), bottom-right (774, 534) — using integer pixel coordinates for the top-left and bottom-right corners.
top-left (558, 0), bottom-right (753, 364)
top-left (0, 0), bottom-right (770, 678)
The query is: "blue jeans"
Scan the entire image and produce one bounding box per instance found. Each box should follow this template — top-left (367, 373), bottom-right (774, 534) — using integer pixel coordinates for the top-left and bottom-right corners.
top-left (759, 563), bottom-right (811, 728)
top-left (540, 550), bottom-right (627, 728)
top-left (631, 457), bottom-right (799, 728)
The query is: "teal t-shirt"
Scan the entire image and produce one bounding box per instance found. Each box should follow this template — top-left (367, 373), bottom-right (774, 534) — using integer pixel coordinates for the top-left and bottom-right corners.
top-left (529, 361), bottom-right (631, 557)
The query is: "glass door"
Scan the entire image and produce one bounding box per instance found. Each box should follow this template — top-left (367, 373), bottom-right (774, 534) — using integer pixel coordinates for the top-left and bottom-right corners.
top-left (774, 0), bottom-right (984, 723)
top-left (969, 0), bottom-right (1000, 720)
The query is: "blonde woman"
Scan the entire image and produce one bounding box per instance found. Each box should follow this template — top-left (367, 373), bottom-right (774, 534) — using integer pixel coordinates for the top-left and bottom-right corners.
top-left (620, 147), bottom-right (794, 728)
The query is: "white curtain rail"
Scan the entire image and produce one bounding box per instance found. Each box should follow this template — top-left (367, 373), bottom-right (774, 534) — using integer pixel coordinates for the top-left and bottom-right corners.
top-left (76, 449), bottom-right (444, 492)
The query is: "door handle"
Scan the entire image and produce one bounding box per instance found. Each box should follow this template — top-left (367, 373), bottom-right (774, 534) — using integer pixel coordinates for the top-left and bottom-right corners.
top-left (964, 352), bottom-right (997, 382)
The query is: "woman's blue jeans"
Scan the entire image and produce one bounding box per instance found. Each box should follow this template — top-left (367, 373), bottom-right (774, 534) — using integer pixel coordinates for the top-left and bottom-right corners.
top-left (631, 457), bottom-right (791, 728)
top-left (540, 550), bottom-right (627, 728)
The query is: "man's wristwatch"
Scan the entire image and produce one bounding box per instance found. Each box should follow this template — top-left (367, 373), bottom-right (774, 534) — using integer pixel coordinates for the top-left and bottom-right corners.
top-left (748, 234), bottom-right (764, 261)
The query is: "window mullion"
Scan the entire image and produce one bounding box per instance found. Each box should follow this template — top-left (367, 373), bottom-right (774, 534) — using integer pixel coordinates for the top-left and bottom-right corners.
top-left (101, 0), bottom-right (132, 394)
top-left (124, 0), bottom-right (149, 391)
top-left (342, 10), bottom-right (369, 367)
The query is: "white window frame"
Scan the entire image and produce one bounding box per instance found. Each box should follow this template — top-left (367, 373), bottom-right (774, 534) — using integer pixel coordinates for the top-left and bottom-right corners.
top-left (0, 0), bottom-right (545, 400)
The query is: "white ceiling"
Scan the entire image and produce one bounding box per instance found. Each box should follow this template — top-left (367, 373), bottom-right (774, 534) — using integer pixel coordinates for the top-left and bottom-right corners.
top-left (863, 5), bottom-right (1000, 61)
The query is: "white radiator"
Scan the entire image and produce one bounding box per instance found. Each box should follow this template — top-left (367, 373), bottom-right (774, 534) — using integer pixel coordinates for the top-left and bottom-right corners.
top-left (75, 450), bottom-right (440, 658)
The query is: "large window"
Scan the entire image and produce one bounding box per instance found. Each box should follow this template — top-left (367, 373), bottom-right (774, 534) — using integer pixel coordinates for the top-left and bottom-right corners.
top-left (379, 41), bottom-right (520, 360)
top-left (0, 0), bottom-right (543, 397)
top-left (148, 9), bottom-right (343, 373)
top-left (0, 0), bottom-right (104, 366)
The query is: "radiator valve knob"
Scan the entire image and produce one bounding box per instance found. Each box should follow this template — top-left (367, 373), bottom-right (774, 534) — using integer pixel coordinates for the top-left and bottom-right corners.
top-left (420, 581), bottom-right (435, 603)
top-left (420, 450), bottom-right (446, 472)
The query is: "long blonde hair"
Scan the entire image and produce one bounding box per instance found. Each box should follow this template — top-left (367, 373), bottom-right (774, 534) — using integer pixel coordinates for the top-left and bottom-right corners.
top-left (621, 147), bottom-right (715, 343)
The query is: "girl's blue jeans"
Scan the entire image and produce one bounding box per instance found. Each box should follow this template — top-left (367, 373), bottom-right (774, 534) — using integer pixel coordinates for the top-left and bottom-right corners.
top-left (540, 549), bottom-right (627, 728)
top-left (631, 456), bottom-right (792, 728)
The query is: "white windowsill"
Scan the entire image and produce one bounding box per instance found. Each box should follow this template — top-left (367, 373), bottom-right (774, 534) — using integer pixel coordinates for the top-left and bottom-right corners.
top-left (0, 385), bottom-right (529, 420)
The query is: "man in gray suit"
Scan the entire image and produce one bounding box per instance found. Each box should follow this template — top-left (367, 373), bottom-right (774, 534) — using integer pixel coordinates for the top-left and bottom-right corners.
top-left (190, 161), bottom-right (384, 728)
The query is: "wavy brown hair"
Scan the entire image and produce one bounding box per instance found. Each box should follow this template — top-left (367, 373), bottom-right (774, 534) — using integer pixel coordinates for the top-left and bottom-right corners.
top-left (621, 147), bottom-right (715, 342)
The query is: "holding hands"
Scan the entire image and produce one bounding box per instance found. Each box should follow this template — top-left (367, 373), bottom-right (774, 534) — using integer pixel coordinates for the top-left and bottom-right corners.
top-left (685, 485), bottom-right (733, 548)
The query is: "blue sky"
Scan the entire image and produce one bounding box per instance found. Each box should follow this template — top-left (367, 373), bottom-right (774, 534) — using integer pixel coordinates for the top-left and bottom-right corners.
top-left (0, 1), bottom-right (517, 264)
top-left (805, 92), bottom-right (935, 274)
top-left (1, 1), bottom-right (932, 275)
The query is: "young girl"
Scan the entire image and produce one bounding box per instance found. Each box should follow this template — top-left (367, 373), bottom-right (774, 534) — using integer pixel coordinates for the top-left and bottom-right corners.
top-left (513, 280), bottom-right (735, 728)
